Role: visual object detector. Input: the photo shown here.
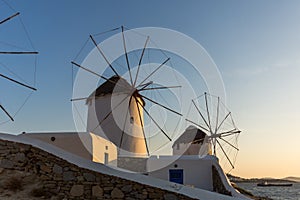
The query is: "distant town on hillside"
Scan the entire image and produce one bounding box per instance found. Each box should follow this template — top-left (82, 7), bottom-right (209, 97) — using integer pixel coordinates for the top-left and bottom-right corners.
top-left (227, 174), bottom-right (300, 183)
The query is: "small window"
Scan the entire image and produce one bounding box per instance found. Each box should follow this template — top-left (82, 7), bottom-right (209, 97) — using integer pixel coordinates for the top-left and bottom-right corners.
top-left (176, 143), bottom-right (180, 150)
top-left (130, 116), bottom-right (134, 124)
top-left (105, 146), bottom-right (108, 150)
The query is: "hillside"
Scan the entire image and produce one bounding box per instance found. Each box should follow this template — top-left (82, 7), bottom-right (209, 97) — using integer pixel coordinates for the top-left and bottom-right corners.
top-left (284, 177), bottom-right (300, 182)
top-left (227, 174), bottom-right (298, 183)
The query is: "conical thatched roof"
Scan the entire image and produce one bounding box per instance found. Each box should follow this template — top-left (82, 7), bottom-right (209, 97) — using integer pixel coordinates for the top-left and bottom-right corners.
top-left (86, 75), bottom-right (144, 105)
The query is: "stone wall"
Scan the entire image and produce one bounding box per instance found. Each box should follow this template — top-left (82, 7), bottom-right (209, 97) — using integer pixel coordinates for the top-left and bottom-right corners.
top-left (0, 139), bottom-right (196, 200)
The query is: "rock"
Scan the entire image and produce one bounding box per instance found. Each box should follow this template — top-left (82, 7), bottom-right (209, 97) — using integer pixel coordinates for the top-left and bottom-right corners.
top-left (92, 185), bottom-right (103, 197)
top-left (44, 183), bottom-right (57, 188)
top-left (63, 171), bottom-right (75, 181)
top-left (63, 167), bottom-right (69, 171)
top-left (53, 164), bottom-right (62, 174)
top-left (70, 185), bottom-right (84, 197)
top-left (149, 192), bottom-right (163, 198)
top-left (53, 176), bottom-right (62, 181)
top-left (164, 193), bottom-right (178, 200)
top-left (40, 174), bottom-right (50, 180)
top-left (125, 197), bottom-right (136, 200)
top-left (83, 172), bottom-right (95, 181)
top-left (70, 167), bottom-right (79, 172)
top-left (40, 165), bottom-right (52, 173)
top-left (135, 194), bottom-right (147, 199)
top-left (111, 187), bottom-right (124, 199)
top-left (103, 186), bottom-right (114, 191)
top-left (0, 159), bottom-right (14, 169)
top-left (14, 152), bottom-right (26, 162)
top-left (77, 176), bottom-right (84, 181)
top-left (0, 167), bottom-right (4, 174)
top-left (121, 184), bottom-right (132, 193)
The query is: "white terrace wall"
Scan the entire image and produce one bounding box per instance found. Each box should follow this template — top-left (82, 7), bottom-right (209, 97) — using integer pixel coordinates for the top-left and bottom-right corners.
top-left (147, 156), bottom-right (214, 191)
top-left (19, 132), bottom-right (92, 161)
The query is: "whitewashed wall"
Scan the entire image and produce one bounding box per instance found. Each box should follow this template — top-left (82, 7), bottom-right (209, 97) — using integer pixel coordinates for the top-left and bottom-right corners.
top-left (90, 132), bottom-right (117, 166)
top-left (19, 132), bottom-right (92, 161)
top-left (87, 93), bottom-right (147, 157)
top-left (147, 155), bottom-right (215, 191)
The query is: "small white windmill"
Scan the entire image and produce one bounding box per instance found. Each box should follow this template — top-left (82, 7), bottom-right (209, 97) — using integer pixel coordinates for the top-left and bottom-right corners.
top-left (186, 92), bottom-right (241, 170)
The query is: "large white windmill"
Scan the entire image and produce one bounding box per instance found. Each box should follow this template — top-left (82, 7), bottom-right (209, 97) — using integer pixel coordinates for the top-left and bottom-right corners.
top-left (71, 26), bottom-right (182, 159)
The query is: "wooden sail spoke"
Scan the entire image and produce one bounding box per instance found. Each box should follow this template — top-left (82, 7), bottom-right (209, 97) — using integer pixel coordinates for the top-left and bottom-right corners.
top-left (192, 99), bottom-right (211, 132)
top-left (89, 35), bottom-right (119, 76)
top-left (71, 61), bottom-right (128, 91)
top-left (137, 100), bottom-right (172, 141)
top-left (0, 73), bottom-right (36, 91)
top-left (140, 94), bottom-right (182, 116)
top-left (0, 51), bottom-right (38, 54)
top-left (137, 57), bottom-right (170, 87)
top-left (133, 36), bottom-right (149, 87)
top-left (91, 94), bottom-right (130, 133)
top-left (134, 96), bottom-right (150, 156)
top-left (121, 26), bottom-right (133, 85)
top-left (219, 137), bottom-right (239, 151)
top-left (185, 118), bottom-right (210, 132)
top-left (0, 12), bottom-right (20, 25)
top-left (216, 139), bottom-right (235, 169)
top-left (139, 85), bottom-right (181, 92)
top-left (119, 96), bottom-right (132, 149)
top-left (0, 104), bottom-right (14, 121)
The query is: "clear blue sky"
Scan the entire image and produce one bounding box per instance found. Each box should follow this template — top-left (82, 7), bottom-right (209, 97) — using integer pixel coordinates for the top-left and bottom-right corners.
top-left (1, 0), bottom-right (300, 178)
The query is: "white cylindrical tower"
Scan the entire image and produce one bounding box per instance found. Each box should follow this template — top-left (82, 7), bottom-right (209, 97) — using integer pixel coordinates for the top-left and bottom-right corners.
top-left (87, 76), bottom-right (147, 157)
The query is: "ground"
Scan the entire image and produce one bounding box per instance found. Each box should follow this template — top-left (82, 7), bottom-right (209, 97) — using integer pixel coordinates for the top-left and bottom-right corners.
top-left (0, 168), bottom-right (55, 200)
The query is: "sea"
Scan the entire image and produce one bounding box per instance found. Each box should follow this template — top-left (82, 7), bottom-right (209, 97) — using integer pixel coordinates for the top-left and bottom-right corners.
top-left (236, 182), bottom-right (300, 200)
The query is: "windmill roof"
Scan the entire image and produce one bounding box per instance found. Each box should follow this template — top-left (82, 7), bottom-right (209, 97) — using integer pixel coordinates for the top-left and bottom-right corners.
top-left (172, 125), bottom-right (207, 147)
top-left (86, 75), bottom-right (144, 105)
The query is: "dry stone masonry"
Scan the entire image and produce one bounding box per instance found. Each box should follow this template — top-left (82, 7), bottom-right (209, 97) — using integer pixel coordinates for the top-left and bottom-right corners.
top-left (0, 139), bottom-right (196, 199)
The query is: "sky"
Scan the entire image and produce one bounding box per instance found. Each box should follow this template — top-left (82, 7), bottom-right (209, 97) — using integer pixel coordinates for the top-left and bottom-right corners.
top-left (0, 0), bottom-right (300, 179)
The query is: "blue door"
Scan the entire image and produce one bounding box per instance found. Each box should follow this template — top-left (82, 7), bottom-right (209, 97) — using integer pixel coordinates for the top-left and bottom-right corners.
top-left (169, 169), bottom-right (183, 184)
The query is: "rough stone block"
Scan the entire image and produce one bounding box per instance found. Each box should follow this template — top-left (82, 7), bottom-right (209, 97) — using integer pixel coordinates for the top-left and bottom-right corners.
top-left (121, 184), bottom-right (132, 193)
top-left (70, 185), bottom-right (84, 196)
top-left (53, 164), bottom-right (63, 174)
top-left (83, 172), bottom-right (95, 182)
top-left (111, 187), bottom-right (124, 199)
top-left (63, 171), bottom-right (76, 181)
top-left (92, 185), bottom-right (103, 197)
top-left (41, 165), bottom-right (52, 173)
top-left (0, 159), bottom-right (14, 169)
